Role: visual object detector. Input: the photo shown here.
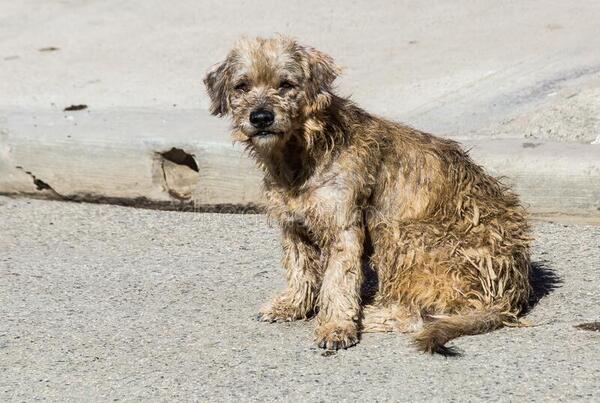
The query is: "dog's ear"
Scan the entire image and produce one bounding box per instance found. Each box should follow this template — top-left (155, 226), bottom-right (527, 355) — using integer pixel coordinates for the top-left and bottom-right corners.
top-left (203, 60), bottom-right (232, 117)
top-left (301, 46), bottom-right (341, 113)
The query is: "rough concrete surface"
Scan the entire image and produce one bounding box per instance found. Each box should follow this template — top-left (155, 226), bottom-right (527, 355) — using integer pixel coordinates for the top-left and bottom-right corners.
top-left (1, 196), bottom-right (599, 402)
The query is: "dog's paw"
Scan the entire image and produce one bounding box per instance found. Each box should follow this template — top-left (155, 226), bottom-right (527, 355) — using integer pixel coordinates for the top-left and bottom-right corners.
top-left (315, 321), bottom-right (359, 350)
top-left (257, 300), bottom-right (306, 323)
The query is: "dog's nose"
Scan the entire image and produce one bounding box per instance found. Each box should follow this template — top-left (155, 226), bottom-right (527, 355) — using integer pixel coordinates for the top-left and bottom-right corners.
top-left (249, 109), bottom-right (274, 129)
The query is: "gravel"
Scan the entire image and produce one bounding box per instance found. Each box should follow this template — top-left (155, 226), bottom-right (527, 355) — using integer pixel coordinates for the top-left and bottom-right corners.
top-left (1, 196), bottom-right (599, 401)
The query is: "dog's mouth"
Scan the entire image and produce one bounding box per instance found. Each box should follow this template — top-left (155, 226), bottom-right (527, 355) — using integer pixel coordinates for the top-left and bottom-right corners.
top-left (251, 130), bottom-right (283, 138)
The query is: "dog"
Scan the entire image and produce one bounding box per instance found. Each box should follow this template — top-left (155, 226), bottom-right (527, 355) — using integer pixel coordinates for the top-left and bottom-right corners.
top-left (204, 35), bottom-right (531, 355)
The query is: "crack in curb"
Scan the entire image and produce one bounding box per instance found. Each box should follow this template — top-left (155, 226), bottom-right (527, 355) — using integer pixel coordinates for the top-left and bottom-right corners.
top-left (15, 166), bottom-right (65, 199)
top-left (159, 158), bottom-right (189, 201)
top-left (156, 148), bottom-right (200, 201)
top-left (159, 147), bottom-right (199, 172)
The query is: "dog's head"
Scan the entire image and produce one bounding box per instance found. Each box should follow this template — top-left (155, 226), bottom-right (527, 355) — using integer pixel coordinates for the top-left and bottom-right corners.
top-left (203, 35), bottom-right (340, 151)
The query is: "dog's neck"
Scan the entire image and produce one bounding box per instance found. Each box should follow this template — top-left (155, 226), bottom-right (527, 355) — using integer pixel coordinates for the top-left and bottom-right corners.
top-left (254, 95), bottom-right (356, 190)
top-left (252, 131), bottom-right (315, 189)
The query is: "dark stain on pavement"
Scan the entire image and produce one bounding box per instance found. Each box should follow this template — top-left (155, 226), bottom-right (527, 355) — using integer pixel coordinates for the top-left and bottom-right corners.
top-left (575, 322), bottom-right (600, 332)
top-left (64, 104), bottom-right (88, 111)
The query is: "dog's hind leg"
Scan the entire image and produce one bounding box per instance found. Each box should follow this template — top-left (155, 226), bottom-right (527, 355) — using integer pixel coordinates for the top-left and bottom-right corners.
top-left (367, 220), bottom-right (529, 355)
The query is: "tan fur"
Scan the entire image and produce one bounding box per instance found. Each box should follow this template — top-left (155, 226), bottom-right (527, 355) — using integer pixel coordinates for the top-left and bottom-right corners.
top-left (204, 35), bottom-right (532, 355)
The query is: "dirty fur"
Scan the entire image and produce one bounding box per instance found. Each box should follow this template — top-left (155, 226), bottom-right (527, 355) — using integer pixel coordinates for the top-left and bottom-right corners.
top-left (204, 35), bottom-right (532, 355)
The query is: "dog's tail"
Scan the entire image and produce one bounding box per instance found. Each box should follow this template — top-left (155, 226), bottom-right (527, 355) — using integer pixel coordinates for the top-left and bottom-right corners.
top-left (412, 309), bottom-right (510, 357)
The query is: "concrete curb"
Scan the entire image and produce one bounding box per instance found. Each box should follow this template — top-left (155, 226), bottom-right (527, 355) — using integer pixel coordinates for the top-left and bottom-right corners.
top-left (1, 108), bottom-right (599, 217)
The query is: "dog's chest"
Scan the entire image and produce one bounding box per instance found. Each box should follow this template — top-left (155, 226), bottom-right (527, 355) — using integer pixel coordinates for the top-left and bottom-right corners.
top-left (266, 176), bottom-right (358, 243)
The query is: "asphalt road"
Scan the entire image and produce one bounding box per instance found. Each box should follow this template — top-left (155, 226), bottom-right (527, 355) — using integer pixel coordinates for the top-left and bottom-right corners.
top-left (1, 196), bottom-right (599, 401)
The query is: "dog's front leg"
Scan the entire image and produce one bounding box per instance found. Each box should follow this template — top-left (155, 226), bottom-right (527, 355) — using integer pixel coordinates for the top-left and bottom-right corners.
top-left (258, 226), bottom-right (321, 322)
top-left (315, 225), bottom-right (364, 350)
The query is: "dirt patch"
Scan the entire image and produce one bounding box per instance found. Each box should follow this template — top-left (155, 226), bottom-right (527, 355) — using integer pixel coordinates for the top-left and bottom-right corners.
top-left (488, 78), bottom-right (600, 143)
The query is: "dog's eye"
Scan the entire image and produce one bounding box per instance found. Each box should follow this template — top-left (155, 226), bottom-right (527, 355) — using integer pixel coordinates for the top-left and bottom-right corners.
top-left (234, 82), bottom-right (249, 92)
top-left (279, 80), bottom-right (296, 91)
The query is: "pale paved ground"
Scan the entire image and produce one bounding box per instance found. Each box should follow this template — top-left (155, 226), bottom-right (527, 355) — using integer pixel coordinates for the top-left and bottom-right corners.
top-left (2, 0), bottom-right (600, 142)
top-left (1, 196), bottom-right (599, 401)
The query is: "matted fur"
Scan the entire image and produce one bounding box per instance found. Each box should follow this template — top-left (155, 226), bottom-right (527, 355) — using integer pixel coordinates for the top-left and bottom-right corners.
top-left (204, 35), bottom-right (532, 355)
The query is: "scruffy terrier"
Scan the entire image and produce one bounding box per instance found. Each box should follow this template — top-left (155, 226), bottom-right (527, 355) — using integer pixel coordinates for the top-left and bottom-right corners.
top-left (204, 35), bottom-right (531, 355)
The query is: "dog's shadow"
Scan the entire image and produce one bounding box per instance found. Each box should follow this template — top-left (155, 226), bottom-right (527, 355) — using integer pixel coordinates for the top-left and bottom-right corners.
top-left (527, 260), bottom-right (562, 310)
top-left (361, 259), bottom-right (562, 309)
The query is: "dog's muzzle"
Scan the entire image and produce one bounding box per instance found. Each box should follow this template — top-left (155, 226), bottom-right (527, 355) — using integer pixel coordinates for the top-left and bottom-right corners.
top-left (248, 109), bottom-right (283, 138)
